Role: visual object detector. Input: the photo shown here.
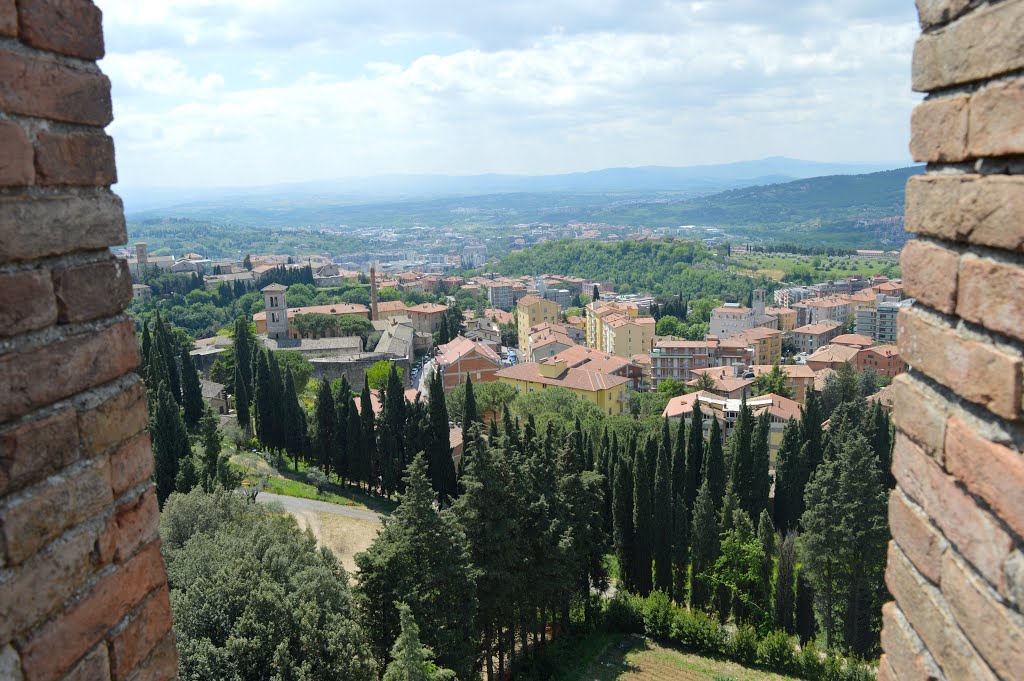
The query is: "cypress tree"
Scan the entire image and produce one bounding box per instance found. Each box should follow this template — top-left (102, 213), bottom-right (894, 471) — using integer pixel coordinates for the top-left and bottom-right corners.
top-left (381, 364), bottom-right (409, 497)
top-left (757, 509), bottom-right (775, 622)
top-left (704, 417), bottom-right (725, 504)
top-left (252, 349), bottom-right (272, 447)
top-left (180, 346), bottom-right (205, 428)
top-left (267, 351), bottom-right (285, 451)
top-left (284, 367), bottom-right (305, 471)
top-left (685, 405), bottom-right (703, 508)
top-left (775, 531), bottom-right (797, 634)
top-left (612, 449), bottom-right (635, 593)
top-left (727, 394), bottom-right (754, 511)
top-left (871, 403), bottom-right (894, 488)
top-left (199, 408), bottom-right (222, 492)
top-left (360, 377), bottom-right (377, 492)
top-left (233, 316), bottom-right (254, 400)
top-left (315, 378), bottom-right (337, 476)
top-left (632, 435), bottom-right (656, 596)
top-left (347, 397), bottom-right (364, 489)
top-left (383, 604), bottom-right (456, 681)
top-left (140, 321), bottom-right (152, 374)
top-left (671, 416), bottom-right (689, 602)
top-left (155, 315), bottom-right (182, 403)
top-left (689, 479), bottom-right (718, 611)
top-left (749, 410), bottom-right (771, 519)
top-left (652, 422), bottom-right (673, 593)
top-left (232, 360), bottom-right (250, 433)
top-left (771, 419), bottom-right (802, 531)
top-left (461, 375), bottom-right (478, 444)
top-left (151, 382), bottom-right (188, 507)
top-left (795, 570), bottom-right (815, 645)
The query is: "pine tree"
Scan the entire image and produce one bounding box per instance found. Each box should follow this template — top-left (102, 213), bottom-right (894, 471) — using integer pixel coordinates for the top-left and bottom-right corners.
top-left (180, 346), bottom-right (205, 428)
top-left (355, 455), bottom-right (478, 680)
top-left (652, 422), bottom-right (673, 594)
top-left (612, 449), bottom-right (635, 593)
top-left (703, 417), bottom-right (725, 504)
top-left (689, 479), bottom-right (719, 611)
top-left (632, 435), bottom-right (656, 596)
top-left (775, 531), bottom-right (797, 634)
top-left (771, 418), bottom-right (802, 531)
top-left (315, 378), bottom-right (336, 476)
top-left (383, 604), bottom-right (456, 681)
top-left (232, 360), bottom-right (250, 432)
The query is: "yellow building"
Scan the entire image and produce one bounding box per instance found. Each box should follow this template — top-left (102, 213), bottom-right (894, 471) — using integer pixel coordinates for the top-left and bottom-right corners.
top-left (765, 306), bottom-right (797, 333)
top-left (585, 300), bottom-right (655, 358)
top-left (516, 295), bottom-right (560, 350)
top-left (717, 327), bottom-right (783, 366)
top-left (495, 358), bottom-right (630, 416)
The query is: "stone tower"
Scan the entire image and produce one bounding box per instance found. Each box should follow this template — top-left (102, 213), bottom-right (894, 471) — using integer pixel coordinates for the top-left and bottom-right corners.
top-left (134, 241), bottom-right (148, 277)
top-left (369, 265), bottom-right (379, 321)
top-left (752, 288), bottom-right (765, 316)
top-left (262, 283), bottom-right (289, 339)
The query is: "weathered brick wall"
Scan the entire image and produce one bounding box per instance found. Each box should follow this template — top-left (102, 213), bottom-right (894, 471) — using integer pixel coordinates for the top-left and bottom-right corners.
top-left (882, 1), bottom-right (1024, 679)
top-left (0, 2), bottom-right (177, 680)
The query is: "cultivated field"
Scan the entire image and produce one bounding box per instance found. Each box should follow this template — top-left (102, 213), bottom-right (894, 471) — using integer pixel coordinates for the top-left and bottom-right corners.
top-left (579, 637), bottom-right (799, 681)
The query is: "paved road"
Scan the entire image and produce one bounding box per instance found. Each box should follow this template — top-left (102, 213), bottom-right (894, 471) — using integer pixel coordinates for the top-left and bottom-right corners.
top-left (257, 492), bottom-right (383, 523)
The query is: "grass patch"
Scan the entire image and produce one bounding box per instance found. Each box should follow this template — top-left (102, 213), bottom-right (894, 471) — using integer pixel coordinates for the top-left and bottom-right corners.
top-left (578, 635), bottom-right (801, 681)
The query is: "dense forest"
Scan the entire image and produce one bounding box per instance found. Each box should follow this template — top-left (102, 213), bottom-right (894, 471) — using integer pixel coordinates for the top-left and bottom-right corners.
top-left (497, 239), bottom-right (774, 298)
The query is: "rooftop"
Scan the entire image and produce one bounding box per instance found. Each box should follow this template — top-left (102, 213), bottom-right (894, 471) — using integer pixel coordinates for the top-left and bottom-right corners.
top-left (496, 361), bottom-right (630, 392)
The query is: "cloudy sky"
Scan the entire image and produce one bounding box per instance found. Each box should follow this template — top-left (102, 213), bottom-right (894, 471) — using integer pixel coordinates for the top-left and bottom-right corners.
top-left (95, 0), bottom-right (920, 187)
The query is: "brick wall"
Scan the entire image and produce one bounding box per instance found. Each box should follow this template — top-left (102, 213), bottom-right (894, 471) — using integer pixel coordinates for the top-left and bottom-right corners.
top-left (0, 2), bottom-right (177, 680)
top-left (882, 1), bottom-right (1024, 679)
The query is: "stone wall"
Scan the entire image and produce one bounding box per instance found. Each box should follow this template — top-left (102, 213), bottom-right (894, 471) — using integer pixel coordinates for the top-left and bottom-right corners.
top-left (0, 2), bottom-right (177, 680)
top-left (310, 355), bottom-right (413, 390)
top-left (882, 1), bottom-right (1024, 678)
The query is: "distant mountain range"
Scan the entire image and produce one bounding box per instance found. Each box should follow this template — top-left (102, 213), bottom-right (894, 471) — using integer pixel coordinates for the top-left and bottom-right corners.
top-left (119, 157), bottom-right (908, 214)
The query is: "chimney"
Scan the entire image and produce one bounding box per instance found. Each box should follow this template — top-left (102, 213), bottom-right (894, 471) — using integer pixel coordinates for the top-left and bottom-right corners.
top-left (370, 264), bottom-right (379, 321)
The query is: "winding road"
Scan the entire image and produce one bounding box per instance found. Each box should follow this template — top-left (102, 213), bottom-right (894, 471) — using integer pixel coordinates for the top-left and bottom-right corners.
top-left (256, 492), bottom-right (384, 523)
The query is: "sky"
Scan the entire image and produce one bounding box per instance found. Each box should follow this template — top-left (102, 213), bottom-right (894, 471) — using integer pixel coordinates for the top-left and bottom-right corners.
top-left (96, 0), bottom-right (921, 188)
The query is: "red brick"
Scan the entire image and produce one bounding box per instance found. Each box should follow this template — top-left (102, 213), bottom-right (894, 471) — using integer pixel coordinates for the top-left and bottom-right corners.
top-left (97, 487), bottom-right (158, 565)
top-left (956, 253), bottom-right (1024, 343)
top-left (900, 240), bottom-right (960, 314)
top-left (906, 173), bottom-right (1024, 252)
top-left (945, 416), bottom-right (1024, 539)
top-left (16, 0), bottom-right (104, 61)
top-left (891, 374), bottom-right (948, 458)
top-left (76, 377), bottom-right (148, 459)
top-left (0, 320), bottom-right (140, 422)
top-left (880, 602), bottom-right (943, 681)
top-left (915, 0), bottom-right (973, 29)
top-left (889, 489), bottom-right (947, 585)
top-left (0, 406), bottom-right (78, 496)
top-left (0, 0), bottom-right (15, 36)
top-left (109, 586), bottom-right (172, 681)
top-left (893, 433), bottom-right (1014, 594)
top-left (0, 48), bottom-right (111, 126)
top-left (61, 644), bottom-right (110, 681)
top-left (0, 119), bottom-right (34, 186)
top-left (0, 526), bottom-right (94, 643)
top-left (108, 435), bottom-right (154, 498)
top-left (124, 631), bottom-right (177, 681)
top-left (0, 190), bottom-right (126, 263)
top-left (52, 258), bottom-right (131, 323)
top-left (885, 544), bottom-right (998, 681)
top-left (969, 78), bottom-right (1024, 157)
top-left (34, 130), bottom-right (116, 186)
top-left (910, 95), bottom-right (969, 162)
top-left (0, 268), bottom-right (56, 338)
top-left (912, 1), bottom-right (1024, 92)
top-left (942, 551), bottom-right (1024, 680)
top-left (0, 456), bottom-right (111, 565)
top-left (19, 540), bottom-right (167, 681)
top-left (897, 307), bottom-right (1022, 421)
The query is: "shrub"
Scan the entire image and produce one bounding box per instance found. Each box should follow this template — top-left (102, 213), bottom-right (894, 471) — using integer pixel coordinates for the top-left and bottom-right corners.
top-left (642, 590), bottom-right (674, 641)
top-left (672, 608), bottom-right (726, 654)
top-left (799, 640), bottom-right (827, 679)
top-left (603, 592), bottom-right (643, 633)
top-left (757, 629), bottom-right (798, 673)
top-left (729, 624), bottom-right (758, 666)
top-left (306, 466), bottom-right (328, 494)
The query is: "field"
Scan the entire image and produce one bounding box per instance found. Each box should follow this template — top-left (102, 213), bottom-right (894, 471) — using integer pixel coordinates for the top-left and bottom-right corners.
top-left (577, 636), bottom-right (800, 681)
top-left (286, 506), bottom-right (381, 573)
top-left (727, 253), bottom-right (900, 284)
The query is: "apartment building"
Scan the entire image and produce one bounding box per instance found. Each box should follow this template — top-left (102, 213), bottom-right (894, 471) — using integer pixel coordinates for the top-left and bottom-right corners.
top-left (794, 296), bottom-right (852, 326)
top-left (649, 340), bottom-right (718, 388)
top-left (516, 295), bottom-right (561, 350)
top-left (791, 320), bottom-right (844, 353)
top-left (585, 299), bottom-right (656, 358)
top-left (482, 278), bottom-right (515, 310)
top-left (716, 327), bottom-right (783, 366)
top-left (854, 344), bottom-right (906, 378)
top-left (407, 302), bottom-right (448, 334)
top-left (764, 306), bottom-right (797, 332)
top-left (435, 336), bottom-right (504, 391)
top-left (496, 358), bottom-right (631, 416)
top-left (854, 296), bottom-right (914, 343)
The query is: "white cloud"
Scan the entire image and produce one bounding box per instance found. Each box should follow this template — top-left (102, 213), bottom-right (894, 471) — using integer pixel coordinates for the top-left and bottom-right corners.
top-left (95, 1), bottom-right (920, 186)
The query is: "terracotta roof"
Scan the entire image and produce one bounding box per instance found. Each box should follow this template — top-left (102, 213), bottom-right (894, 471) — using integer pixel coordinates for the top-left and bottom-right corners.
top-left (831, 334), bottom-right (875, 348)
top-left (376, 301), bottom-right (408, 313)
top-left (495, 362), bottom-right (630, 392)
top-left (436, 336), bottom-right (502, 366)
top-left (807, 344), bottom-right (860, 364)
top-left (803, 297), bottom-right (850, 309)
top-left (631, 353), bottom-right (651, 365)
top-left (261, 283), bottom-right (287, 292)
top-left (517, 295), bottom-right (550, 308)
top-left (860, 344), bottom-right (900, 358)
top-left (813, 368), bottom-right (836, 391)
top-left (407, 302), bottom-right (448, 314)
top-left (749, 364), bottom-right (816, 379)
top-left (713, 305), bottom-right (752, 314)
top-left (551, 345), bottom-right (631, 374)
top-left (687, 366), bottom-right (753, 393)
top-left (654, 339), bottom-right (715, 350)
top-left (793, 320), bottom-right (843, 335)
top-left (867, 383), bottom-right (896, 410)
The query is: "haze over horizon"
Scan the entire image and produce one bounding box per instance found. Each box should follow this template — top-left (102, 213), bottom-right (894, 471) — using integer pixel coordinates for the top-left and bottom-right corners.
top-left (97, 0), bottom-right (920, 188)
